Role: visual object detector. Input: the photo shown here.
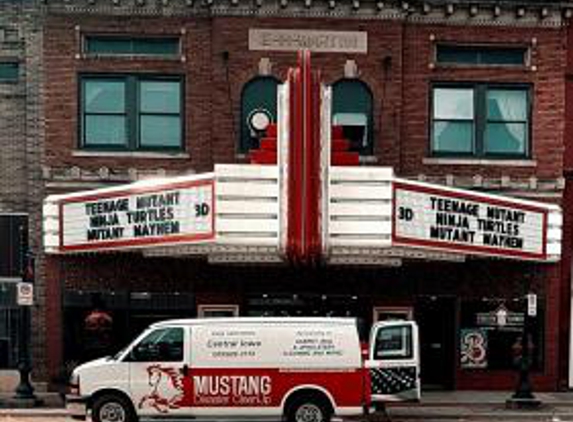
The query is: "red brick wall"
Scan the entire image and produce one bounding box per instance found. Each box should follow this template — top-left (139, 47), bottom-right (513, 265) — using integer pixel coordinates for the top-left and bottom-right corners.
top-left (42, 14), bottom-right (567, 389)
top-left (44, 15), bottom-right (214, 173)
top-left (45, 16), bottom-right (565, 178)
top-left (402, 24), bottom-right (565, 179)
top-left (559, 25), bottom-right (573, 389)
top-left (44, 15), bottom-right (405, 172)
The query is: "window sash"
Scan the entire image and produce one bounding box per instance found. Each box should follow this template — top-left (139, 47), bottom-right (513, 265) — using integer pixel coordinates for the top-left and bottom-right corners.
top-left (331, 80), bottom-right (374, 155)
top-left (431, 84), bottom-right (529, 158)
top-left (432, 120), bottom-right (475, 154)
top-left (81, 75), bottom-right (183, 151)
top-left (436, 45), bottom-right (527, 66)
top-left (0, 62), bottom-right (19, 81)
top-left (484, 122), bottom-right (527, 155)
top-left (433, 87), bottom-right (474, 120)
top-left (85, 36), bottom-right (180, 56)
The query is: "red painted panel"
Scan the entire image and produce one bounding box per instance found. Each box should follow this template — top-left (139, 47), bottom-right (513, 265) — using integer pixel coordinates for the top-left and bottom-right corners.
top-left (332, 153), bottom-right (360, 166)
top-left (332, 139), bottom-right (351, 152)
top-left (136, 366), bottom-right (365, 410)
top-left (249, 150), bottom-right (277, 165)
top-left (331, 125), bottom-right (344, 139)
top-left (259, 138), bottom-right (277, 151)
top-left (266, 124), bottom-right (278, 138)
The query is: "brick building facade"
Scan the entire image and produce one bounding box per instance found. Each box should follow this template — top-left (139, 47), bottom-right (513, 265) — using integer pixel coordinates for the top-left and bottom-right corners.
top-left (0, 0), bottom-right (43, 385)
top-left (563, 2), bottom-right (573, 389)
top-left (32, 0), bottom-right (573, 392)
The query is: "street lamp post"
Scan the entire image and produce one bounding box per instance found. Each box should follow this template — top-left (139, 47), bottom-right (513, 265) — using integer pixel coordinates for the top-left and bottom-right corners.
top-left (506, 273), bottom-right (541, 409)
top-left (14, 304), bottom-right (35, 399)
top-left (13, 251), bottom-right (39, 406)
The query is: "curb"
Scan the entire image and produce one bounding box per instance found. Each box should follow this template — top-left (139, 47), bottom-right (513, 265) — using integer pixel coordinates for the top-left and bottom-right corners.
top-left (386, 405), bottom-right (573, 419)
top-left (0, 408), bottom-right (69, 417)
top-left (387, 413), bottom-right (573, 419)
top-left (4, 408), bottom-right (573, 419)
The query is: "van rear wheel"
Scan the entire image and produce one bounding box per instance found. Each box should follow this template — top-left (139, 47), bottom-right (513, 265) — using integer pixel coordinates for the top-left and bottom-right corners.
top-left (92, 393), bottom-right (136, 422)
top-left (286, 397), bottom-right (331, 422)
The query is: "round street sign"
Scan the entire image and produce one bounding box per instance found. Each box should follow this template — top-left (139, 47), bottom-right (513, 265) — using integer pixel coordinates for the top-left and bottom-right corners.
top-left (17, 282), bottom-right (34, 306)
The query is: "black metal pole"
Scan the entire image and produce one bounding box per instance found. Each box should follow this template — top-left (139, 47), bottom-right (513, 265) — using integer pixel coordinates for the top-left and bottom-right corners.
top-left (14, 247), bottom-right (38, 404)
top-left (14, 304), bottom-right (36, 400)
top-left (506, 276), bottom-right (541, 409)
top-left (511, 306), bottom-right (534, 400)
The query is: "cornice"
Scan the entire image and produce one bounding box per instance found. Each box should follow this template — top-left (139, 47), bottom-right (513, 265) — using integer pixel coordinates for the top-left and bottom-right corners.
top-left (43, 165), bottom-right (565, 198)
top-left (40, 0), bottom-right (573, 27)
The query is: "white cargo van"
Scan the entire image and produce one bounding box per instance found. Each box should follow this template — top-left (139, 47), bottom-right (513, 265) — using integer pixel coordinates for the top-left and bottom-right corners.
top-left (67, 317), bottom-right (418, 422)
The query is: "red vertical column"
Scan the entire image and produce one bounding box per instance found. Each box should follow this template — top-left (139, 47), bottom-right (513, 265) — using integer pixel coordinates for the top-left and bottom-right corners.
top-left (285, 51), bottom-right (322, 265)
top-left (287, 65), bottom-right (302, 263)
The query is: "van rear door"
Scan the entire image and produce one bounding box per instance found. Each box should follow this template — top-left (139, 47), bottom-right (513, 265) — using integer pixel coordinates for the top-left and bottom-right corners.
top-left (366, 320), bottom-right (420, 402)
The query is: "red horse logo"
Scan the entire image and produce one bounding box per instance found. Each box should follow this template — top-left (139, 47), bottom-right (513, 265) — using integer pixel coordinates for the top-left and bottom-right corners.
top-left (139, 365), bottom-right (186, 413)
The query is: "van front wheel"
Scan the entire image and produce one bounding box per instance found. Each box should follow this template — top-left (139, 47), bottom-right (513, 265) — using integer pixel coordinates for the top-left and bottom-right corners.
top-left (286, 397), bottom-right (331, 422)
top-left (92, 393), bottom-right (136, 422)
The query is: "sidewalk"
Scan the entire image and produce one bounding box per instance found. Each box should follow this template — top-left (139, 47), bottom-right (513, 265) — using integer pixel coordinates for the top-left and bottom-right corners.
top-left (0, 392), bottom-right (63, 413)
top-left (386, 391), bottom-right (573, 420)
top-left (2, 391), bottom-right (573, 418)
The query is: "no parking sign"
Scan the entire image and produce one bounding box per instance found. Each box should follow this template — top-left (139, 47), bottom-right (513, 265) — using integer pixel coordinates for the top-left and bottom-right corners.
top-left (17, 282), bottom-right (34, 306)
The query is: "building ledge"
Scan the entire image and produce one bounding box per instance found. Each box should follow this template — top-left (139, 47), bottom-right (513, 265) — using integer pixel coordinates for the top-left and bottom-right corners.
top-left (72, 150), bottom-right (190, 159)
top-left (423, 158), bottom-right (537, 167)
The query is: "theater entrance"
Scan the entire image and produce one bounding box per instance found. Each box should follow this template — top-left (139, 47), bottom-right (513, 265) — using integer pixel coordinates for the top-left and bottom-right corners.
top-left (415, 295), bottom-right (457, 390)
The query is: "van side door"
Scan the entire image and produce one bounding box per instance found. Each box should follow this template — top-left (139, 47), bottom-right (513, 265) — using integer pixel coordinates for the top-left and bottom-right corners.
top-left (366, 321), bottom-right (420, 402)
top-left (126, 326), bottom-right (192, 417)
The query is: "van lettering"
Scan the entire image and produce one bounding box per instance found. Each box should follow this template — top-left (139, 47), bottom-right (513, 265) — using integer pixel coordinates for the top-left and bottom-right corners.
top-left (194, 376), bottom-right (210, 395)
top-left (192, 375), bottom-right (272, 397)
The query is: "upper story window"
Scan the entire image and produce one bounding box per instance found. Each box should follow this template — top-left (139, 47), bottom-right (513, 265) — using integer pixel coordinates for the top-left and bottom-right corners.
top-left (0, 214), bottom-right (27, 278)
top-left (0, 62), bottom-right (19, 82)
top-left (436, 45), bottom-right (528, 66)
top-left (332, 79), bottom-right (373, 155)
top-left (80, 75), bottom-right (183, 151)
top-left (84, 36), bottom-right (180, 57)
top-left (431, 84), bottom-right (530, 158)
top-left (240, 76), bottom-right (280, 153)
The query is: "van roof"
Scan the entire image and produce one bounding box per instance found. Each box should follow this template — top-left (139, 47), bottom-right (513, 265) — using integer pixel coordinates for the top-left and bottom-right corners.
top-left (150, 317), bottom-right (357, 329)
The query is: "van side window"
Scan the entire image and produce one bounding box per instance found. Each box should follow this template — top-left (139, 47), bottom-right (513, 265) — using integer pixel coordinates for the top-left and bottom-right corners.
top-left (374, 325), bottom-right (412, 360)
top-left (130, 327), bottom-right (183, 362)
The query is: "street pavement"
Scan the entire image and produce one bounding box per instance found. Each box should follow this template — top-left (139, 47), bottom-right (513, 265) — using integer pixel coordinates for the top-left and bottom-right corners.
top-left (4, 391), bottom-right (573, 421)
top-left (1, 415), bottom-right (573, 422)
top-left (2, 415), bottom-right (573, 422)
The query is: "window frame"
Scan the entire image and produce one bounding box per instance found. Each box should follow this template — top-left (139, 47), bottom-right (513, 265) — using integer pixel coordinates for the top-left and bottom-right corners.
top-left (239, 76), bottom-right (281, 154)
top-left (0, 61), bottom-right (19, 82)
top-left (435, 44), bottom-right (530, 68)
top-left (79, 73), bottom-right (185, 152)
top-left (331, 78), bottom-right (374, 156)
top-left (430, 82), bottom-right (532, 159)
top-left (83, 35), bottom-right (181, 58)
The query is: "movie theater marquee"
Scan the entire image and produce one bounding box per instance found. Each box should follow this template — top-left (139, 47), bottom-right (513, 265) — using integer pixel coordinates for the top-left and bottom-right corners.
top-left (58, 177), bottom-right (214, 252)
top-left (392, 181), bottom-right (548, 260)
top-left (44, 169), bottom-right (560, 262)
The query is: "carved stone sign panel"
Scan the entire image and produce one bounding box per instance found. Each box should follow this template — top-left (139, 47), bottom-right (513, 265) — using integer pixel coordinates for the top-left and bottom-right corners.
top-left (249, 29), bottom-right (367, 53)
